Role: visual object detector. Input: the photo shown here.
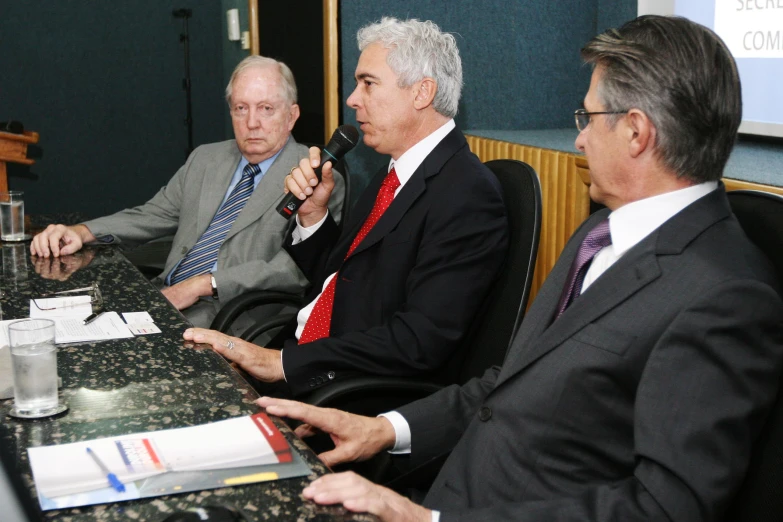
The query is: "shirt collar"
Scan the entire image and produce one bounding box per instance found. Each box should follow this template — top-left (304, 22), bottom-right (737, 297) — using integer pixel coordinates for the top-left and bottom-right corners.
top-left (238, 138), bottom-right (288, 177)
top-left (388, 119), bottom-right (455, 189)
top-left (608, 181), bottom-right (718, 256)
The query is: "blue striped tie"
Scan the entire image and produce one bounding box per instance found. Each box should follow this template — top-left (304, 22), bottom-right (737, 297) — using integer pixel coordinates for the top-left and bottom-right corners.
top-left (169, 162), bottom-right (261, 285)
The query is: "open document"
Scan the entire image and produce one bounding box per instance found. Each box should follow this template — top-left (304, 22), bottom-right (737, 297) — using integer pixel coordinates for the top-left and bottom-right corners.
top-left (1, 313), bottom-right (134, 345)
top-left (52, 312), bottom-right (134, 344)
top-left (27, 413), bottom-right (311, 510)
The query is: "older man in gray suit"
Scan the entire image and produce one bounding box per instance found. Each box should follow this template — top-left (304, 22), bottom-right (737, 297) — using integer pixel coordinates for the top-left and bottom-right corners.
top-left (256, 16), bottom-right (783, 522)
top-left (30, 56), bottom-right (344, 330)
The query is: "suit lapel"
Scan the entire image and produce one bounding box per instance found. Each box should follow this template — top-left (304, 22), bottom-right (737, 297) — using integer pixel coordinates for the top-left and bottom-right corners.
top-left (227, 139), bottom-right (301, 240)
top-left (347, 129), bottom-right (468, 259)
top-left (326, 165), bottom-right (386, 268)
top-left (501, 243), bottom-right (661, 380)
top-left (197, 144), bottom-right (241, 235)
top-left (496, 186), bottom-right (732, 387)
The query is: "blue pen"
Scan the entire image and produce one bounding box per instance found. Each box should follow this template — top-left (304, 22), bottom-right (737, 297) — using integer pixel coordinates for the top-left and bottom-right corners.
top-left (86, 447), bottom-right (126, 493)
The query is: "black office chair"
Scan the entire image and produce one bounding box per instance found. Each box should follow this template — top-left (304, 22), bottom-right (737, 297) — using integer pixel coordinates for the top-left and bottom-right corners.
top-left (723, 189), bottom-right (783, 522)
top-left (299, 159), bottom-right (542, 416)
top-left (209, 155), bottom-right (351, 338)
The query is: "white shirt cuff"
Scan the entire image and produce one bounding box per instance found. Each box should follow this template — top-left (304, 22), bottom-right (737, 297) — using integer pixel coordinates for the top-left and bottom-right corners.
top-left (280, 350), bottom-right (287, 382)
top-left (378, 411), bottom-right (411, 454)
top-left (432, 511), bottom-right (440, 522)
top-left (291, 211), bottom-right (329, 245)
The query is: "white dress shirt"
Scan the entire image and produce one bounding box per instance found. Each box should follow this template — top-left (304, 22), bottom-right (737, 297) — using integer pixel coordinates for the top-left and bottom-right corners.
top-left (381, 180), bottom-right (718, 522)
top-left (280, 119), bottom-right (456, 378)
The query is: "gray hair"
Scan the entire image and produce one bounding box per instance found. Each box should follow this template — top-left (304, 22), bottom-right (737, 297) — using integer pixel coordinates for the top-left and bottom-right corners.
top-left (225, 55), bottom-right (298, 106)
top-left (581, 15), bottom-right (742, 184)
top-left (357, 17), bottom-right (462, 118)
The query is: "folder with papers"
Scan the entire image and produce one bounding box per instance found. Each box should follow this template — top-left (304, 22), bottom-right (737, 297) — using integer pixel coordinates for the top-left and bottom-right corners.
top-left (26, 413), bottom-right (311, 510)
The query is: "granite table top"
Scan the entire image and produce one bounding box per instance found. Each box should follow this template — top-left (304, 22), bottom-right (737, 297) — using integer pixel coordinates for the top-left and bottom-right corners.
top-left (0, 245), bottom-right (375, 522)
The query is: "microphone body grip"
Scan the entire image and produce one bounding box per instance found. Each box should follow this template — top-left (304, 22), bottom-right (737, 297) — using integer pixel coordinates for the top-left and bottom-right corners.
top-left (276, 125), bottom-right (359, 219)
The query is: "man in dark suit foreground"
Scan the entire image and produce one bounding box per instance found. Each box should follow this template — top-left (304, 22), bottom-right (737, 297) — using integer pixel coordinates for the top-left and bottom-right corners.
top-left (256, 15), bottom-right (783, 521)
top-left (184, 18), bottom-right (509, 396)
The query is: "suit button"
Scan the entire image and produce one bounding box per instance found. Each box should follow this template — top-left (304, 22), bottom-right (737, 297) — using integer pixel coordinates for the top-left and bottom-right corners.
top-left (478, 406), bottom-right (492, 422)
top-left (316, 376), bottom-right (325, 385)
top-left (308, 378), bottom-right (316, 387)
top-left (327, 371), bottom-right (335, 380)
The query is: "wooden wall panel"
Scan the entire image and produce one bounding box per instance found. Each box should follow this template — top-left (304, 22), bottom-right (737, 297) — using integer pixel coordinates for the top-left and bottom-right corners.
top-left (466, 135), bottom-right (590, 306)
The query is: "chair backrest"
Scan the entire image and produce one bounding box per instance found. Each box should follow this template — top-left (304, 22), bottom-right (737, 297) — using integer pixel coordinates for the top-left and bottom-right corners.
top-left (725, 189), bottom-right (783, 522)
top-left (434, 160), bottom-right (542, 385)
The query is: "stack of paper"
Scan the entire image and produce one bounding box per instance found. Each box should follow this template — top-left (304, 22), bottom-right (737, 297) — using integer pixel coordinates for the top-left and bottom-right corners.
top-left (28, 413), bottom-right (297, 500)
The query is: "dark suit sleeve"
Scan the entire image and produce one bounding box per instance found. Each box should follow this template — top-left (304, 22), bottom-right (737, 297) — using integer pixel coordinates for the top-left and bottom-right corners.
top-left (428, 279), bottom-right (783, 522)
top-left (284, 213), bottom-right (342, 284)
top-left (281, 170), bottom-right (509, 396)
top-left (398, 365), bottom-right (501, 465)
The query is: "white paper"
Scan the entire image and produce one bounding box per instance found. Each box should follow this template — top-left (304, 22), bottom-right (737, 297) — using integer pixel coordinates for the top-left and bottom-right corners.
top-left (53, 312), bottom-right (134, 344)
top-left (0, 345), bottom-right (12, 399)
top-left (122, 312), bottom-right (161, 335)
top-left (28, 415), bottom-right (286, 498)
top-left (126, 322), bottom-right (162, 335)
top-left (29, 296), bottom-right (92, 319)
top-left (121, 312), bottom-right (154, 324)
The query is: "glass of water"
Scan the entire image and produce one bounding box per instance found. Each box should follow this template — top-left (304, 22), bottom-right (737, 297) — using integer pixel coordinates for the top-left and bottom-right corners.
top-left (0, 191), bottom-right (25, 241)
top-left (8, 318), bottom-right (67, 418)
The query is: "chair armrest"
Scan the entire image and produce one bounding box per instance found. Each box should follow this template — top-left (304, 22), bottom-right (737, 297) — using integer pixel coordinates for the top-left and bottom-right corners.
top-left (304, 376), bottom-right (444, 417)
top-left (239, 314), bottom-right (297, 342)
top-left (210, 291), bottom-right (304, 333)
top-left (134, 265), bottom-right (163, 280)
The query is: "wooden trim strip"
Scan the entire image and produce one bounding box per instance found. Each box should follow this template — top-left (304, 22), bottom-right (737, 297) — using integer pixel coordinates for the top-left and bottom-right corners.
top-left (323, 0), bottom-right (340, 142)
top-left (248, 0), bottom-right (259, 55)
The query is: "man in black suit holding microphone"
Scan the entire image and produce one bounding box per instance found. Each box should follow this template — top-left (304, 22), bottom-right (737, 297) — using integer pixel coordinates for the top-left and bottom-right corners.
top-left (184, 17), bottom-right (509, 397)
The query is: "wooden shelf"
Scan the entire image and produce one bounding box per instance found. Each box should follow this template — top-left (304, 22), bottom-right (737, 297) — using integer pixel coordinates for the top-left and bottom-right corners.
top-left (0, 130), bottom-right (39, 192)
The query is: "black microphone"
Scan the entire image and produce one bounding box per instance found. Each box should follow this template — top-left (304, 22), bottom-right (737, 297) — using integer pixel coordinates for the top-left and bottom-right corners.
top-left (276, 125), bottom-right (359, 218)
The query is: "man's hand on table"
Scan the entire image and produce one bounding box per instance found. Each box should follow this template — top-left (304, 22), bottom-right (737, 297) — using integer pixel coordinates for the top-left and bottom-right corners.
top-left (183, 329), bottom-right (285, 382)
top-left (31, 250), bottom-right (96, 281)
top-left (303, 471), bottom-right (432, 522)
top-left (30, 224), bottom-right (94, 257)
top-left (255, 399), bottom-right (422, 521)
top-left (255, 397), bottom-right (396, 467)
top-left (161, 274), bottom-right (211, 311)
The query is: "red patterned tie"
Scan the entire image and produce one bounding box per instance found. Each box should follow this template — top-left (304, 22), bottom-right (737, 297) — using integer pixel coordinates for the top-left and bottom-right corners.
top-left (299, 168), bottom-right (401, 344)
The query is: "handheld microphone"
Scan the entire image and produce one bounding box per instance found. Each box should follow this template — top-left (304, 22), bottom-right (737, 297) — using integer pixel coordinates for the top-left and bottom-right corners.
top-left (276, 124), bottom-right (359, 218)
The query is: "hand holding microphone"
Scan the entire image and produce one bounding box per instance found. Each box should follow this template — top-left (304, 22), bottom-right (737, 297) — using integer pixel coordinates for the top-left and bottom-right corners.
top-left (278, 125), bottom-right (359, 221)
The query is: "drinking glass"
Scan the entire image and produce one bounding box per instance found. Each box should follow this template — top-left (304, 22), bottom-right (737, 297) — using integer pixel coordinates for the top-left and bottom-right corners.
top-left (0, 191), bottom-right (25, 241)
top-left (8, 318), bottom-right (67, 418)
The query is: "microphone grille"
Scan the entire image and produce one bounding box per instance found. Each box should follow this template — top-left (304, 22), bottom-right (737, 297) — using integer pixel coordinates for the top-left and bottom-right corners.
top-left (332, 125), bottom-right (359, 149)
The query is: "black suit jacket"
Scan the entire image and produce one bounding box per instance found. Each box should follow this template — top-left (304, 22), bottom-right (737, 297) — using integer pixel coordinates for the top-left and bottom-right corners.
top-left (280, 129), bottom-right (509, 396)
top-left (399, 186), bottom-right (783, 521)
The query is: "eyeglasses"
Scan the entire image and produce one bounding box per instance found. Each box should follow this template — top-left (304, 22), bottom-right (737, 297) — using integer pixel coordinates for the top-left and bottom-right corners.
top-left (31, 283), bottom-right (103, 312)
top-left (574, 109), bottom-right (628, 132)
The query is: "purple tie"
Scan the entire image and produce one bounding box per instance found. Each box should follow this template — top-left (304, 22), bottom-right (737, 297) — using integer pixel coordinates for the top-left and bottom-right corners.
top-left (555, 218), bottom-right (612, 317)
